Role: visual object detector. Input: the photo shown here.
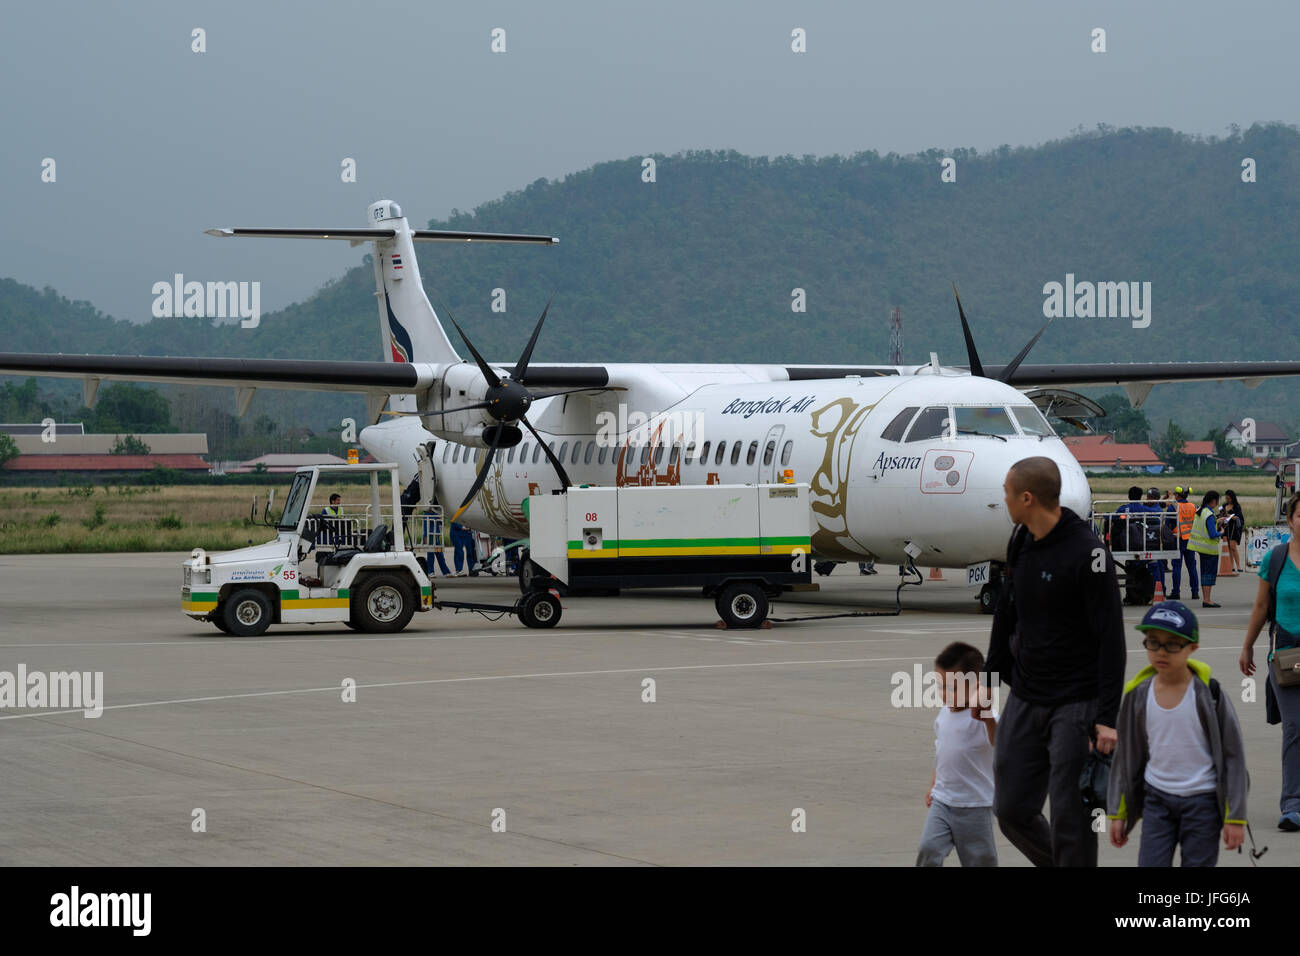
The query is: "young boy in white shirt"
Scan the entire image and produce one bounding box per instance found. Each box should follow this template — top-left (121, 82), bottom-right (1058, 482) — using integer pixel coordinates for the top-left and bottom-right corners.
top-left (1107, 601), bottom-right (1249, 866)
top-left (916, 642), bottom-right (999, 866)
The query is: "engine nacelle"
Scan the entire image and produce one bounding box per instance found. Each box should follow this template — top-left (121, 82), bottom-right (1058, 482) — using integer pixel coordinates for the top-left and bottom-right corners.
top-left (421, 362), bottom-right (501, 445)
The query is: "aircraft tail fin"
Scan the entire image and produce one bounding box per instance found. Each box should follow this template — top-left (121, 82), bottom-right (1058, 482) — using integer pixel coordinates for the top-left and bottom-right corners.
top-left (206, 200), bottom-right (558, 391)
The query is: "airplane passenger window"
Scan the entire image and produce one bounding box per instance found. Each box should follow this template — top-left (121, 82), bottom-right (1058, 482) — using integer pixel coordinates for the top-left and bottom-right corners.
top-left (518, 442), bottom-right (529, 463)
top-left (882, 407), bottom-right (920, 442)
top-left (558, 442), bottom-right (568, 462)
top-left (781, 441), bottom-right (793, 466)
top-left (506, 446), bottom-right (515, 464)
top-left (670, 444), bottom-right (680, 465)
top-left (571, 441), bottom-right (582, 464)
top-left (905, 407), bottom-right (953, 442)
top-left (640, 445), bottom-right (650, 465)
top-left (730, 443), bottom-right (742, 466)
top-left (684, 442), bottom-right (696, 464)
top-left (954, 406), bottom-right (1017, 437)
top-left (452, 445), bottom-right (461, 463)
top-left (714, 442), bottom-right (726, 466)
top-left (653, 445), bottom-right (664, 466)
top-left (1011, 406), bottom-right (1055, 437)
top-left (533, 443), bottom-right (542, 464)
top-left (598, 445), bottom-right (608, 465)
top-left (698, 441), bottom-right (710, 463)
top-left (584, 441), bottom-right (595, 464)
top-left (746, 441), bottom-right (758, 466)
top-left (442, 444), bottom-right (450, 463)
top-left (763, 441), bottom-right (775, 466)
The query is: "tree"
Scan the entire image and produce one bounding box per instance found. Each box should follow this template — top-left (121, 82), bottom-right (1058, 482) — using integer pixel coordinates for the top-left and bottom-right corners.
top-left (1205, 427), bottom-right (1236, 460)
top-left (1089, 392), bottom-right (1151, 444)
top-left (0, 433), bottom-right (18, 469)
top-left (1152, 421), bottom-right (1189, 468)
top-left (110, 434), bottom-right (151, 455)
top-left (87, 384), bottom-right (172, 434)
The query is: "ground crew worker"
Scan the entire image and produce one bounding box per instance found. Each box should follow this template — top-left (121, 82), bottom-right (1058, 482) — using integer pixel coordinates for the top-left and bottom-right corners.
top-left (1188, 490), bottom-right (1223, 608)
top-left (319, 493), bottom-right (343, 546)
top-left (1171, 486), bottom-right (1199, 601)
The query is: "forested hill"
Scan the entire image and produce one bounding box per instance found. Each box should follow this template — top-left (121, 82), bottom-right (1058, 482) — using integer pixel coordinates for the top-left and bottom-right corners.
top-left (3, 123), bottom-right (1300, 437)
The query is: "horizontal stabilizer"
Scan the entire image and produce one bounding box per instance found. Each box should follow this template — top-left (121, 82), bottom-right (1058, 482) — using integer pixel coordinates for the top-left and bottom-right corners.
top-left (205, 227), bottom-right (557, 244)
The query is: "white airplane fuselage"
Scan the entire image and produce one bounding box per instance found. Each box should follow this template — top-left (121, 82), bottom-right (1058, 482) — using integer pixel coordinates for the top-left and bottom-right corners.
top-left (361, 365), bottom-right (1092, 567)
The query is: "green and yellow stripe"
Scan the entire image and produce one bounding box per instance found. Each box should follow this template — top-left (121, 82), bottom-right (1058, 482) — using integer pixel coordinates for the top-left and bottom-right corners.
top-left (567, 536), bottom-right (809, 559)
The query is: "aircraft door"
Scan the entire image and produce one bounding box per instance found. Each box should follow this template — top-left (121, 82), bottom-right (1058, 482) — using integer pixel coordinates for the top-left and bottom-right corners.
top-left (761, 425), bottom-right (785, 482)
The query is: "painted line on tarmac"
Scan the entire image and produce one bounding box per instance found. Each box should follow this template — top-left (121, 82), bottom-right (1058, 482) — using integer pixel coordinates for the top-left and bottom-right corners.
top-left (0, 655), bottom-right (930, 721)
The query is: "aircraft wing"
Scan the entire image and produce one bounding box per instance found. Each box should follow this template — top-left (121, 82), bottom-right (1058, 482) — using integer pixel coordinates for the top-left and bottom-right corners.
top-left (0, 352), bottom-right (613, 416)
top-left (995, 361), bottom-right (1300, 388)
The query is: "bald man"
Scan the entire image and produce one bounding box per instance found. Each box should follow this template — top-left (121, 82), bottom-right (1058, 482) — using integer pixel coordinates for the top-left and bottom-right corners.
top-left (983, 456), bottom-right (1124, 866)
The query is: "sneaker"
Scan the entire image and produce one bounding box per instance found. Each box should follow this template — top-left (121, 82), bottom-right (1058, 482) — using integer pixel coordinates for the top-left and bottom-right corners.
top-left (1202, 602), bottom-right (1221, 609)
top-left (1168, 592), bottom-right (1181, 600)
top-left (1280, 812), bottom-right (1300, 832)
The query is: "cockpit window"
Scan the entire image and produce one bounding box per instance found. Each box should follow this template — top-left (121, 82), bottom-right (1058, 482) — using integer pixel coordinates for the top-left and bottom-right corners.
top-left (905, 406), bottom-right (953, 442)
top-left (954, 406), bottom-right (1017, 437)
top-left (1011, 405), bottom-right (1055, 437)
top-left (881, 407), bottom-right (919, 442)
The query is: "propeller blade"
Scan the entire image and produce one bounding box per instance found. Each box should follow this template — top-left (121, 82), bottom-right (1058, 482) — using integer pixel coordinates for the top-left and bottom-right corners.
top-left (998, 317), bottom-right (1054, 384)
top-left (450, 431), bottom-right (502, 523)
top-left (953, 285), bottom-right (985, 378)
top-left (521, 415), bottom-right (572, 490)
top-left (437, 302), bottom-right (502, 389)
top-left (512, 295), bottom-right (554, 382)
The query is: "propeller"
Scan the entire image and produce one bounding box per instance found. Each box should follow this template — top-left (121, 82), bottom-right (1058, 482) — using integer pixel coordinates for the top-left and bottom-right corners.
top-left (432, 297), bottom-right (575, 522)
top-left (952, 286), bottom-right (1052, 383)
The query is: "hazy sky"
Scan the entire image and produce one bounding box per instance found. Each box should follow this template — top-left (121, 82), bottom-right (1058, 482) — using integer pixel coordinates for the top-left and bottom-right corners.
top-left (2, 0), bottom-right (1295, 322)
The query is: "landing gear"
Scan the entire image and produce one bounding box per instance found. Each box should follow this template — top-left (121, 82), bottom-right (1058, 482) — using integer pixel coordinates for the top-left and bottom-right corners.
top-left (976, 563), bottom-right (1006, 615)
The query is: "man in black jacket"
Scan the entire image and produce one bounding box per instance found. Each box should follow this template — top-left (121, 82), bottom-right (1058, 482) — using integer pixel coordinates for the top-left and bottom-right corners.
top-left (983, 456), bottom-right (1125, 866)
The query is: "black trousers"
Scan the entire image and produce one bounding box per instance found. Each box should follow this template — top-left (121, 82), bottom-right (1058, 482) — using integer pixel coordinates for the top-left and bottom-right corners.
top-left (994, 692), bottom-right (1098, 866)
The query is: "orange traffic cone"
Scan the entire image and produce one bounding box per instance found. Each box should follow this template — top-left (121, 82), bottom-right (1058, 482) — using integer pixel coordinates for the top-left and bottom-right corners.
top-left (1218, 541), bottom-right (1238, 577)
top-left (929, 566), bottom-right (944, 581)
top-left (1152, 579), bottom-right (1165, 604)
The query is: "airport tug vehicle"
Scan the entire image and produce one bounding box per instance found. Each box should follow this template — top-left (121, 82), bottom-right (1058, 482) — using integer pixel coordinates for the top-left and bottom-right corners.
top-left (521, 482), bottom-right (814, 628)
top-left (181, 462), bottom-right (562, 636)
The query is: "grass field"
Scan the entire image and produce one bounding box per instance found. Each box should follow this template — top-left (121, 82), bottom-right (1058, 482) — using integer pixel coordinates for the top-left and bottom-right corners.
top-left (0, 484), bottom-right (375, 554)
top-left (0, 475), bottom-right (1286, 554)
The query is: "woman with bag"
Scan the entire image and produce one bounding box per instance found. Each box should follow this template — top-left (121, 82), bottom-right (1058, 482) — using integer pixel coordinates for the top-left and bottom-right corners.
top-left (1240, 493), bottom-right (1300, 831)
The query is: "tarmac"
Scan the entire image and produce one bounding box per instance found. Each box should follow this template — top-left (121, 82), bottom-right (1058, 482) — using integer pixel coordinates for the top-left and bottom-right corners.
top-left (0, 553), bottom-right (1292, 866)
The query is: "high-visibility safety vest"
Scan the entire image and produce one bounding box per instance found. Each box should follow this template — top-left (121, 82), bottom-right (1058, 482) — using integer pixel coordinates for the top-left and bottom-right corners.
top-left (323, 506), bottom-right (341, 517)
top-left (1177, 501), bottom-right (1196, 539)
top-left (1188, 507), bottom-right (1219, 555)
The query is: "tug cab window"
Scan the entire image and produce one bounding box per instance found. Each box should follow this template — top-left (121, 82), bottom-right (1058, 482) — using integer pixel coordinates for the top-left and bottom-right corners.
top-left (1011, 405), bottom-right (1055, 437)
top-left (905, 406), bottom-right (953, 442)
top-left (954, 406), bottom-right (1017, 438)
top-left (882, 407), bottom-right (919, 443)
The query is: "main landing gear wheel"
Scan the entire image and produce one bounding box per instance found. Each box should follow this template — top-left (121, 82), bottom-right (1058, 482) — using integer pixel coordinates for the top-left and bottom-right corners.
top-left (715, 582), bottom-right (769, 629)
top-left (222, 588), bottom-right (273, 637)
top-left (518, 590), bottom-right (561, 628)
top-left (353, 574), bottom-right (416, 634)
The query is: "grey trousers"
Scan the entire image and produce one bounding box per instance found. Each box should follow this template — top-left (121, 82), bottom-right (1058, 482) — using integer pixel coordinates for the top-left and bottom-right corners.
top-left (915, 799), bottom-right (998, 866)
top-left (993, 692), bottom-right (1098, 867)
top-left (1270, 666), bottom-right (1300, 815)
top-left (1138, 785), bottom-right (1221, 867)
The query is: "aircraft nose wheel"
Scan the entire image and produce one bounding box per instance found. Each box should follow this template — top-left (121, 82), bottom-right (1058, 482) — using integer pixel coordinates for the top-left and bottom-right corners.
top-left (977, 582), bottom-right (1001, 614)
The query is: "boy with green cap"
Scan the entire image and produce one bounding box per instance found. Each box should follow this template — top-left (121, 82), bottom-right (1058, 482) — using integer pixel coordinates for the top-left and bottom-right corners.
top-left (1106, 601), bottom-right (1249, 865)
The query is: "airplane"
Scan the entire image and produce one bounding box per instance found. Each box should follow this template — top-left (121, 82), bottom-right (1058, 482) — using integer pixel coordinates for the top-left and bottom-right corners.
top-left (5, 197), bottom-right (1300, 611)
